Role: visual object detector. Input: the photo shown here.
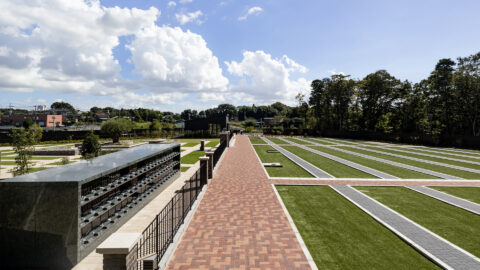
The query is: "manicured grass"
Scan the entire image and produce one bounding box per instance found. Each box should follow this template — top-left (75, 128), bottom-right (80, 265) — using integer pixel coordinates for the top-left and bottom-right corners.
top-left (182, 142), bottom-right (199, 147)
top-left (27, 167), bottom-right (49, 173)
top-left (253, 145), bottom-right (312, 178)
top-left (339, 146), bottom-right (480, 179)
top-left (3, 156), bottom-right (63, 160)
top-left (180, 151), bottom-right (205, 164)
top-left (181, 166), bottom-right (190, 172)
top-left (249, 137), bottom-right (266, 144)
top-left (363, 146), bottom-right (480, 170)
top-left (276, 186), bottom-right (438, 269)
top-left (356, 186), bottom-right (480, 258)
top-left (392, 147), bottom-right (480, 163)
top-left (427, 147), bottom-right (480, 157)
top-left (46, 161), bottom-right (76, 166)
top-left (320, 138), bottom-right (359, 145)
top-left (283, 138), bottom-right (313, 145)
top-left (205, 139), bottom-right (220, 147)
top-left (430, 186), bottom-right (480, 204)
top-left (311, 146), bottom-right (438, 179)
top-left (267, 137), bottom-right (289, 144)
top-left (282, 146), bottom-right (375, 178)
top-left (303, 138), bottom-right (335, 145)
top-left (1, 161), bottom-right (18, 166)
top-left (174, 138), bottom-right (207, 144)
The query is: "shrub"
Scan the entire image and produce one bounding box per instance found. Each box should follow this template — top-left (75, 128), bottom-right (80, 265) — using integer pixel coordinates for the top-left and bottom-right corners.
top-left (101, 118), bottom-right (134, 143)
top-left (81, 131), bottom-right (101, 159)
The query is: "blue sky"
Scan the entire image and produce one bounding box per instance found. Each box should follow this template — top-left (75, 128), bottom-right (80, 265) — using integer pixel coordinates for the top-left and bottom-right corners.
top-left (1, 0), bottom-right (479, 112)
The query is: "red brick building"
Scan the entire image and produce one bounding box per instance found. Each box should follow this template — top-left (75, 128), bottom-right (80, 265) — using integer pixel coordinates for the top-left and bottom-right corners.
top-left (1, 114), bottom-right (62, 127)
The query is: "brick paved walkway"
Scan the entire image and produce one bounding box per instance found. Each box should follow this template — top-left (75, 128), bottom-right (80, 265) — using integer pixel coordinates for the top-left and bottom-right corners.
top-left (331, 185), bottom-right (480, 269)
top-left (167, 135), bottom-right (312, 269)
top-left (407, 186), bottom-right (480, 215)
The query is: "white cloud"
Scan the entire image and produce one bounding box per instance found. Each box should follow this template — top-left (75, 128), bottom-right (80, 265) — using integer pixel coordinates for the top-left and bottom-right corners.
top-left (0, 0), bottom-right (159, 94)
top-left (328, 69), bottom-right (345, 75)
top-left (168, 1), bottom-right (177, 7)
top-left (179, 0), bottom-right (193, 3)
top-left (127, 25), bottom-right (229, 93)
top-left (175, 10), bottom-right (203, 25)
top-left (115, 92), bottom-right (187, 107)
top-left (238, 6), bottom-right (263, 21)
top-left (199, 92), bottom-right (226, 102)
top-left (225, 50), bottom-right (310, 105)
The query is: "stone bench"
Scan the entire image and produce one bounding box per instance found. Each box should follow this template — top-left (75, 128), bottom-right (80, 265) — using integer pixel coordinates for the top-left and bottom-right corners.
top-left (96, 233), bottom-right (140, 270)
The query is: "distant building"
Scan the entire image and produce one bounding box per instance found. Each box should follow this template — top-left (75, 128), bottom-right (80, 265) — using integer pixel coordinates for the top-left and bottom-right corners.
top-left (1, 114), bottom-right (62, 127)
top-left (263, 117), bottom-right (283, 126)
top-left (185, 116), bottom-right (229, 131)
top-left (94, 113), bottom-right (109, 121)
top-left (173, 120), bottom-right (185, 128)
top-left (34, 105), bottom-right (47, 111)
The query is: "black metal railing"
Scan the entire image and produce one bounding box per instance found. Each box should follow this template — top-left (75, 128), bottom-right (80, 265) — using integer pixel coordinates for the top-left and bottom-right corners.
top-left (127, 166), bottom-right (204, 270)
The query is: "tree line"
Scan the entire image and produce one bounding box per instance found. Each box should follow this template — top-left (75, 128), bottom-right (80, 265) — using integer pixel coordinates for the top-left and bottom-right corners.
top-left (306, 51), bottom-right (480, 138)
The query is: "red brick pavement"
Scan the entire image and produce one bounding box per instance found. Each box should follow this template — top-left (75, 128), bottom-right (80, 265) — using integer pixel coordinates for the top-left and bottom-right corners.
top-left (167, 135), bottom-right (311, 270)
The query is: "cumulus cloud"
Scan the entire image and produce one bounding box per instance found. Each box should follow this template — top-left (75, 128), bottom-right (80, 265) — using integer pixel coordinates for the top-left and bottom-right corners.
top-left (175, 10), bottom-right (203, 25)
top-left (115, 92), bottom-right (187, 107)
top-left (168, 1), bottom-right (176, 7)
top-left (0, 0), bottom-right (159, 94)
top-left (225, 50), bottom-right (310, 105)
top-left (328, 69), bottom-right (345, 75)
top-left (179, 0), bottom-right (193, 3)
top-left (127, 25), bottom-right (229, 93)
top-left (238, 6), bottom-right (263, 21)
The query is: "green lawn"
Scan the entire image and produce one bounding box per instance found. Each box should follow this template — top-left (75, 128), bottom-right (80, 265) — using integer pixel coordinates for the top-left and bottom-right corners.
top-left (249, 137), bottom-right (266, 144)
top-left (311, 146), bottom-right (438, 179)
top-left (253, 145), bottom-right (312, 178)
top-left (430, 186), bottom-right (480, 204)
top-left (320, 138), bottom-right (359, 145)
top-left (182, 142), bottom-right (199, 147)
top-left (356, 186), bottom-right (480, 258)
top-left (180, 151), bottom-right (205, 164)
top-left (27, 167), bottom-right (49, 173)
top-left (1, 161), bottom-right (19, 166)
top-left (282, 146), bottom-right (375, 178)
top-left (205, 139), bottom-right (220, 147)
top-left (267, 137), bottom-right (289, 145)
top-left (277, 186), bottom-right (438, 269)
top-left (426, 147), bottom-right (480, 157)
top-left (303, 138), bottom-right (335, 145)
top-left (391, 147), bottom-right (480, 163)
top-left (46, 161), bottom-right (76, 166)
top-left (181, 166), bottom-right (190, 172)
top-left (363, 146), bottom-right (480, 170)
top-left (338, 146), bottom-right (480, 179)
top-left (1, 156), bottom-right (63, 160)
top-left (283, 138), bottom-right (313, 145)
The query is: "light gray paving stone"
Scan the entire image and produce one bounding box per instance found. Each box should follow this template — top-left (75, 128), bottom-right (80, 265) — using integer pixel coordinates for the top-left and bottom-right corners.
top-left (370, 146), bottom-right (480, 166)
top-left (277, 138), bottom-right (397, 179)
top-left (307, 137), bottom-right (341, 145)
top-left (294, 138), bottom-right (461, 180)
top-left (350, 146), bottom-right (480, 174)
top-left (263, 137), bottom-right (333, 178)
top-left (331, 185), bottom-right (480, 270)
top-left (407, 186), bottom-right (480, 215)
top-left (401, 147), bottom-right (480, 160)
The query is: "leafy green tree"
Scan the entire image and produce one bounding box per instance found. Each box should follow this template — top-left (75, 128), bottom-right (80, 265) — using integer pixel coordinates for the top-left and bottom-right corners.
top-left (22, 117), bottom-right (34, 129)
top-left (101, 118), bottom-right (133, 143)
top-left (81, 131), bottom-right (101, 159)
top-left (10, 127), bottom-right (42, 176)
top-left (51, 101), bottom-right (76, 114)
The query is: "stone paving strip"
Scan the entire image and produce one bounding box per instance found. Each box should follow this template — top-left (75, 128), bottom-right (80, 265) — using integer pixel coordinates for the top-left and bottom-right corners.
top-left (263, 137), bottom-right (333, 178)
top-left (167, 135), bottom-right (313, 269)
top-left (271, 178), bottom-right (480, 187)
top-left (278, 138), bottom-right (398, 179)
top-left (407, 186), bottom-right (480, 215)
top-left (306, 137), bottom-right (339, 145)
top-left (389, 146), bottom-right (480, 163)
top-left (370, 146), bottom-right (480, 166)
top-left (295, 138), bottom-right (460, 180)
top-left (331, 185), bottom-right (480, 270)
top-left (399, 147), bottom-right (480, 160)
top-left (349, 145), bottom-right (480, 174)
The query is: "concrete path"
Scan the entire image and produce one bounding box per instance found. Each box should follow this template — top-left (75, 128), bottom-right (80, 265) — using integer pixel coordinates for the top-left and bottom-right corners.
top-left (167, 135), bottom-right (313, 269)
top-left (277, 138), bottom-right (398, 179)
top-left (407, 186), bottom-right (480, 215)
top-left (368, 146), bottom-right (480, 166)
top-left (262, 137), bottom-right (333, 179)
top-left (350, 146), bottom-right (480, 175)
top-left (294, 138), bottom-right (460, 180)
top-left (271, 178), bottom-right (480, 187)
top-left (331, 185), bottom-right (480, 270)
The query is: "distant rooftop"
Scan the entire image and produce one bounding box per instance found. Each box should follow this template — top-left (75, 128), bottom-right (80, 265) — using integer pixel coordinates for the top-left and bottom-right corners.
top-left (3, 143), bottom-right (179, 184)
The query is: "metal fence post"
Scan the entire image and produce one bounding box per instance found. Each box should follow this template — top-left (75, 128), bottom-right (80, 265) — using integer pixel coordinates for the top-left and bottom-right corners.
top-left (200, 140), bottom-right (205, 151)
